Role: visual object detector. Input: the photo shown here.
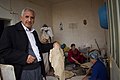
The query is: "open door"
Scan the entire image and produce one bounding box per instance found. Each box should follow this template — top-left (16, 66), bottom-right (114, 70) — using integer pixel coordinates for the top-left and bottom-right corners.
top-left (0, 19), bottom-right (10, 38)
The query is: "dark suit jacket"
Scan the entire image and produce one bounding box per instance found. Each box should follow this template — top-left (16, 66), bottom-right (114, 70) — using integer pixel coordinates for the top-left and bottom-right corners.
top-left (0, 21), bottom-right (53, 80)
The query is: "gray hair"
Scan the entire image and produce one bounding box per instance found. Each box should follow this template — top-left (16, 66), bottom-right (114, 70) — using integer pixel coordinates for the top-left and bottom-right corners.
top-left (21, 7), bottom-right (35, 16)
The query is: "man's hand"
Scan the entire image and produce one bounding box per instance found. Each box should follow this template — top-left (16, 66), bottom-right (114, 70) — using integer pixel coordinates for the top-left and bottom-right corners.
top-left (71, 57), bottom-right (81, 65)
top-left (41, 38), bottom-right (48, 44)
top-left (80, 52), bottom-right (85, 56)
top-left (26, 55), bottom-right (36, 64)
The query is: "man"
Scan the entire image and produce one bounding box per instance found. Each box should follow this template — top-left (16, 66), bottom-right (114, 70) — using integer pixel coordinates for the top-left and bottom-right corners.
top-left (0, 7), bottom-right (52, 80)
top-left (68, 44), bottom-right (86, 67)
top-left (82, 49), bottom-right (108, 80)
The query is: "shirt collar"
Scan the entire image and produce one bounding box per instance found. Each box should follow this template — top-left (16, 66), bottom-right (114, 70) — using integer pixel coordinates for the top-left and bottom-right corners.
top-left (21, 22), bottom-right (35, 32)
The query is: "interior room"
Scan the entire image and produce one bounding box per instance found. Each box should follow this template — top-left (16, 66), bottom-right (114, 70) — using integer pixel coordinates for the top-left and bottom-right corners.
top-left (0, 0), bottom-right (107, 48)
top-left (0, 0), bottom-right (120, 80)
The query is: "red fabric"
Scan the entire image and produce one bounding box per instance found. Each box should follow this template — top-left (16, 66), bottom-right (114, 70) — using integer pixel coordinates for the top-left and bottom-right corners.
top-left (68, 48), bottom-right (86, 63)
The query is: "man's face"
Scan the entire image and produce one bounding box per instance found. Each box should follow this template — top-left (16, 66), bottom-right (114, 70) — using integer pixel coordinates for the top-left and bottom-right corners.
top-left (71, 46), bottom-right (75, 51)
top-left (20, 10), bottom-right (35, 29)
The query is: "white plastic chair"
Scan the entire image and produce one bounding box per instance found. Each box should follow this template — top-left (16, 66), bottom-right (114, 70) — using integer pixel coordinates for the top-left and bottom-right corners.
top-left (0, 64), bottom-right (16, 80)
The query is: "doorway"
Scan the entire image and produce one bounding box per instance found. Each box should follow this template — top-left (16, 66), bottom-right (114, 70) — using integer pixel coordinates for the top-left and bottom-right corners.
top-left (0, 19), bottom-right (11, 38)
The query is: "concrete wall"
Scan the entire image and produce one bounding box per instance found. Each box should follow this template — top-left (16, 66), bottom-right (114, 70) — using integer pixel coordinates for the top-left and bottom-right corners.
top-left (52, 0), bottom-right (107, 48)
top-left (0, 0), bottom-right (108, 49)
top-left (0, 0), bottom-right (52, 37)
top-left (110, 58), bottom-right (120, 80)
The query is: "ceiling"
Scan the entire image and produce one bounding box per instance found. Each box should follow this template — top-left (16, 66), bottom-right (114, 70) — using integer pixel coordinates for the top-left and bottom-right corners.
top-left (47, 0), bottom-right (70, 4)
top-left (27, 0), bottom-right (70, 5)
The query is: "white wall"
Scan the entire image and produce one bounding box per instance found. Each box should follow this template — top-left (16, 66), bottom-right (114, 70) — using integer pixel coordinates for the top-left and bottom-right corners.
top-left (110, 58), bottom-right (120, 80)
top-left (0, 0), bottom-right (12, 20)
top-left (52, 0), bottom-right (107, 48)
top-left (0, 0), bottom-right (52, 37)
top-left (0, 0), bottom-right (108, 49)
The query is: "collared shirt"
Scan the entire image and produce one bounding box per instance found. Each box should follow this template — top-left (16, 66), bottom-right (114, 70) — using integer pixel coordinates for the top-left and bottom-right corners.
top-left (22, 23), bottom-right (41, 61)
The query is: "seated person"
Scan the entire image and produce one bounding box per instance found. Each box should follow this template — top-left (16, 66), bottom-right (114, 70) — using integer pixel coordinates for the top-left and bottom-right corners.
top-left (61, 43), bottom-right (70, 59)
top-left (68, 43), bottom-right (86, 66)
top-left (82, 49), bottom-right (108, 80)
top-left (61, 43), bottom-right (70, 53)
